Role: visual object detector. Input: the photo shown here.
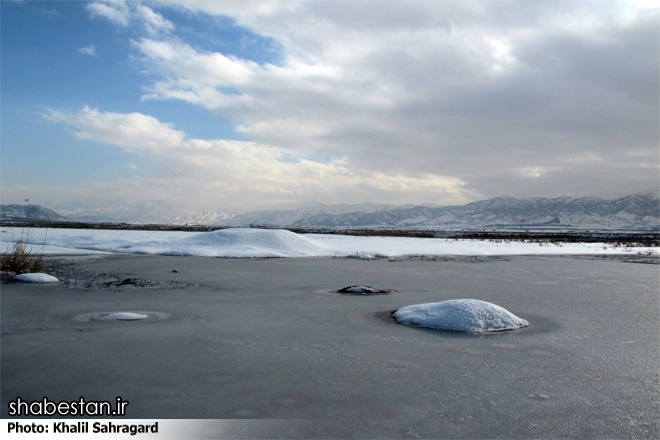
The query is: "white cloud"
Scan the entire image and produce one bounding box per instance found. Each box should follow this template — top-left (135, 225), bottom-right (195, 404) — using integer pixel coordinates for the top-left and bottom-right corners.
top-left (86, 0), bottom-right (130, 27)
top-left (135, 4), bottom-right (175, 35)
top-left (78, 45), bottom-right (97, 57)
top-left (179, 2), bottom-right (657, 196)
top-left (87, 1), bottom-right (174, 35)
top-left (52, 0), bottom-right (658, 209)
top-left (34, 6), bottom-right (60, 18)
top-left (42, 107), bottom-right (473, 211)
top-left (43, 106), bottom-right (185, 152)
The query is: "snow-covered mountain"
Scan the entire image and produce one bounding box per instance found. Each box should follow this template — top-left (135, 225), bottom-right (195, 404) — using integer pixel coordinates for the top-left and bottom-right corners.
top-left (223, 193), bottom-right (660, 231)
top-left (222, 202), bottom-right (416, 227)
top-left (49, 200), bottom-right (230, 225)
top-left (46, 200), bottom-right (410, 226)
top-left (0, 204), bottom-right (69, 222)
top-left (2, 193), bottom-right (658, 231)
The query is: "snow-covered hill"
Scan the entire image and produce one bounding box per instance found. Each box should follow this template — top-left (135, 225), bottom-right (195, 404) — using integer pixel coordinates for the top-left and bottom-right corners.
top-left (222, 202), bottom-right (416, 227)
top-left (0, 204), bottom-right (69, 222)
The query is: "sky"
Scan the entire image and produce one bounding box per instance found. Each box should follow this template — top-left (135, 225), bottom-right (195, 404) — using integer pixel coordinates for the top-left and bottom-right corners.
top-left (1, 0), bottom-right (658, 214)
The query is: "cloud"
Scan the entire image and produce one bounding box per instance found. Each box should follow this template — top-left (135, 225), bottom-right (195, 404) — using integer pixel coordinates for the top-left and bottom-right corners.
top-left (42, 106), bottom-right (186, 152)
top-left (33, 6), bottom-right (60, 18)
top-left (87, 0), bottom-right (174, 34)
top-left (135, 4), bottom-right (175, 35)
top-left (41, 106), bottom-right (473, 211)
top-left (132, 0), bottom-right (657, 201)
top-left (78, 45), bottom-right (97, 57)
top-left (86, 0), bottom-right (130, 27)
top-left (34, 0), bottom-right (655, 211)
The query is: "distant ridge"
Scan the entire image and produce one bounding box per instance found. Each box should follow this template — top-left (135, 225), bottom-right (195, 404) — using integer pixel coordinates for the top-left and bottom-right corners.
top-left (1, 192), bottom-right (658, 231)
top-left (47, 200), bottom-right (230, 225)
top-left (222, 193), bottom-right (660, 231)
top-left (0, 204), bottom-right (69, 223)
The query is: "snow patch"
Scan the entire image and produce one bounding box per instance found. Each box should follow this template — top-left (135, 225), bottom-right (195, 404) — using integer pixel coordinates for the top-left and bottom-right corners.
top-left (97, 312), bottom-right (149, 321)
top-left (13, 273), bottom-right (59, 283)
top-left (393, 299), bottom-right (529, 332)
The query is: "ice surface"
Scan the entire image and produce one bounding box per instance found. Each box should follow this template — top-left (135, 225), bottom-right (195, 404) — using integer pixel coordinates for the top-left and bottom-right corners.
top-left (393, 299), bottom-right (529, 332)
top-left (2, 255), bottom-right (658, 437)
top-left (1, 227), bottom-right (657, 258)
top-left (13, 273), bottom-right (59, 283)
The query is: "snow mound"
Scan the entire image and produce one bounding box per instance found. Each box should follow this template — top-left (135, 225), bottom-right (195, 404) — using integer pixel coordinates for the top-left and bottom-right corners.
top-left (393, 299), bottom-right (529, 332)
top-left (98, 312), bottom-right (149, 321)
top-left (121, 228), bottom-right (339, 257)
top-left (13, 273), bottom-right (59, 283)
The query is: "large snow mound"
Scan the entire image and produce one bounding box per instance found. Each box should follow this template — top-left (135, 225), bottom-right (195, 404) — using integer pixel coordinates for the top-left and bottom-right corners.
top-left (393, 299), bottom-right (529, 332)
top-left (13, 273), bottom-right (60, 283)
top-left (119, 228), bottom-right (340, 257)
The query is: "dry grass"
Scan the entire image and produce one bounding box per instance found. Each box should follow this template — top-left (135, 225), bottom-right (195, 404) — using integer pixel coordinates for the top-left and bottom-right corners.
top-left (0, 229), bottom-right (46, 274)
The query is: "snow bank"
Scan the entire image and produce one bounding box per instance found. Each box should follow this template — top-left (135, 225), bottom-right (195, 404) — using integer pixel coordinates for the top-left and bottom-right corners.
top-left (393, 299), bottom-right (529, 332)
top-left (1, 227), bottom-right (657, 258)
top-left (13, 273), bottom-right (60, 283)
top-left (119, 228), bottom-right (340, 257)
top-left (0, 228), bottom-right (189, 255)
top-left (307, 234), bottom-right (657, 257)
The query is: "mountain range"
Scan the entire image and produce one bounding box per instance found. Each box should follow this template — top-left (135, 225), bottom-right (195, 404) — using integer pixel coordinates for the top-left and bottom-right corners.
top-left (1, 193), bottom-right (658, 231)
top-left (223, 193), bottom-right (659, 231)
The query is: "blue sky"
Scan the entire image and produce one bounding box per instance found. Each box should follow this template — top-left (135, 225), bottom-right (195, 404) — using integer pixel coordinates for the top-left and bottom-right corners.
top-left (2, 1), bottom-right (270, 185)
top-left (1, 0), bottom-right (658, 214)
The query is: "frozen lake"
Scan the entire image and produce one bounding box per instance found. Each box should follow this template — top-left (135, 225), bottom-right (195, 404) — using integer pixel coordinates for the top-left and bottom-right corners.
top-left (1, 254), bottom-right (658, 438)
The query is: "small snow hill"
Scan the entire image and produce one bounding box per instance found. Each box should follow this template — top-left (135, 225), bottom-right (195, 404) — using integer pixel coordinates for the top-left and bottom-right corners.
top-left (122, 228), bottom-right (341, 257)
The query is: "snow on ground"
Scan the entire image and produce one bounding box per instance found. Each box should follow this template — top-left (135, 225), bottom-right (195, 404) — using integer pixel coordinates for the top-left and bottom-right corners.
top-left (13, 273), bottom-right (60, 283)
top-left (306, 234), bottom-right (657, 257)
top-left (116, 228), bottom-right (340, 257)
top-left (393, 299), bottom-right (529, 332)
top-left (1, 227), bottom-right (657, 258)
top-left (0, 228), bottom-right (190, 255)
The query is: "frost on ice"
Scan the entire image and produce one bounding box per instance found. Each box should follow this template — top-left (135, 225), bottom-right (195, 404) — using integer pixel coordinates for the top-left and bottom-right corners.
top-left (13, 273), bottom-right (59, 283)
top-left (393, 299), bottom-right (529, 332)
